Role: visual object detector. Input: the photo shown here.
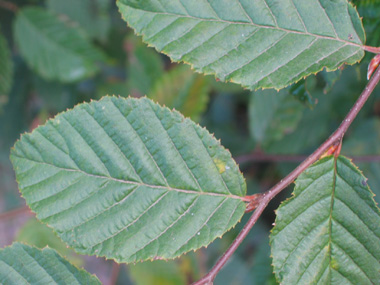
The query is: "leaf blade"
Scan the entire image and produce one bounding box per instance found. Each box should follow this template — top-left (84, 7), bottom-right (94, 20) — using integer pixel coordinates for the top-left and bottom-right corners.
top-left (270, 156), bottom-right (380, 283)
top-left (14, 7), bottom-right (105, 83)
top-left (11, 96), bottom-right (246, 263)
top-left (0, 243), bottom-right (100, 285)
top-left (117, 0), bottom-right (365, 90)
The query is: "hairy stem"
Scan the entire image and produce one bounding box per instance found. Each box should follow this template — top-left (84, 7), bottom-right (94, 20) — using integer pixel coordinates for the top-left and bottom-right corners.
top-left (0, 0), bottom-right (18, 12)
top-left (193, 64), bottom-right (380, 285)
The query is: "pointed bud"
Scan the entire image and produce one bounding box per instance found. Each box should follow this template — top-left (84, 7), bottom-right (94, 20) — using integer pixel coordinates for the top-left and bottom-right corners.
top-left (367, 54), bottom-right (380, 80)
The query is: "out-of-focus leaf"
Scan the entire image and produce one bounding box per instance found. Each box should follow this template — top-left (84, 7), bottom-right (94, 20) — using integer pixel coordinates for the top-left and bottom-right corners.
top-left (0, 243), bottom-right (100, 284)
top-left (321, 69), bottom-right (342, 94)
top-left (271, 156), bottom-right (380, 284)
top-left (249, 89), bottom-right (303, 145)
top-left (126, 35), bottom-right (164, 96)
top-left (0, 31), bottom-right (13, 107)
top-left (47, 0), bottom-right (111, 43)
top-left (128, 260), bottom-right (186, 285)
top-left (149, 65), bottom-right (210, 121)
top-left (265, 92), bottom-right (331, 154)
top-left (16, 217), bottom-right (83, 266)
top-left (14, 7), bottom-right (105, 83)
top-left (117, 0), bottom-right (365, 90)
top-left (288, 79), bottom-right (316, 108)
top-left (11, 96), bottom-right (246, 263)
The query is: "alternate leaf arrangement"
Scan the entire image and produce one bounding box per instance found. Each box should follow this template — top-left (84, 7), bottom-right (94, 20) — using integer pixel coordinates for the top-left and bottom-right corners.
top-left (1, 0), bottom-right (380, 284)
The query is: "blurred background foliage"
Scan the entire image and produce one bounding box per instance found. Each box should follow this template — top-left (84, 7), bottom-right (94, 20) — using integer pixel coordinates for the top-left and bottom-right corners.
top-left (0, 0), bottom-right (379, 284)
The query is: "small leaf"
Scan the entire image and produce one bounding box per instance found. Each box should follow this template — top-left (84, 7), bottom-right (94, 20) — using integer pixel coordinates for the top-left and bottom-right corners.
top-left (11, 96), bottom-right (246, 263)
top-left (47, 0), bottom-right (111, 43)
top-left (14, 7), bottom-right (105, 83)
top-left (0, 243), bottom-right (100, 284)
top-left (117, 0), bottom-right (365, 90)
top-left (149, 65), bottom-right (210, 121)
top-left (249, 89), bottom-right (304, 145)
top-left (0, 30), bottom-right (13, 102)
top-left (271, 156), bottom-right (380, 283)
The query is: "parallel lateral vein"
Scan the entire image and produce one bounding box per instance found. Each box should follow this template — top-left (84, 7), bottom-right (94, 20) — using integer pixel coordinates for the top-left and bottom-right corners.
top-left (125, 5), bottom-right (363, 48)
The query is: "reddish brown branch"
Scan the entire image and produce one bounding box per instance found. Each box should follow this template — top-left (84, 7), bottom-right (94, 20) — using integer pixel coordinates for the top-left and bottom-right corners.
top-left (193, 64), bottom-right (380, 285)
top-left (0, 0), bottom-right (18, 12)
top-left (0, 205), bottom-right (32, 221)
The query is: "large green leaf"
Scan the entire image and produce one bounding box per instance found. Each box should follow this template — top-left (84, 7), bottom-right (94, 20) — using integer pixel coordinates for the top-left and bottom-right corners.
top-left (47, 0), bottom-right (111, 43)
top-left (149, 65), bottom-right (210, 121)
top-left (10, 96), bottom-right (246, 263)
top-left (0, 243), bottom-right (100, 284)
top-left (270, 156), bottom-right (380, 284)
top-left (14, 7), bottom-right (105, 83)
top-left (117, 0), bottom-right (365, 90)
top-left (0, 31), bottom-right (13, 101)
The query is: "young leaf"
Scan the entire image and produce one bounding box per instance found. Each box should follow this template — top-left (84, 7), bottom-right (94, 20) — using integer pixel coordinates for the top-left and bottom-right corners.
top-left (14, 7), bottom-right (105, 83)
top-left (0, 243), bottom-right (100, 284)
top-left (0, 31), bottom-right (13, 100)
top-left (270, 156), bottom-right (380, 283)
top-left (117, 0), bottom-right (365, 90)
top-left (149, 65), bottom-right (210, 121)
top-left (10, 96), bottom-right (246, 263)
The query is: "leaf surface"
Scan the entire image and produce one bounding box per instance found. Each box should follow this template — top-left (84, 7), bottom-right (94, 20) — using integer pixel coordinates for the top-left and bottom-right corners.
top-left (0, 243), bottom-right (100, 284)
top-left (14, 7), bottom-right (105, 83)
top-left (149, 65), bottom-right (210, 121)
top-left (11, 96), bottom-right (246, 263)
top-left (270, 156), bottom-right (380, 284)
top-left (117, 0), bottom-right (365, 90)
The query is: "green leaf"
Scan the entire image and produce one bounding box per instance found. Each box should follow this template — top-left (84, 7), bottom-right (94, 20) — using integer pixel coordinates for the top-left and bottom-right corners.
top-left (14, 7), bottom-right (105, 83)
top-left (270, 156), bottom-right (380, 284)
top-left (10, 96), bottom-right (246, 263)
top-left (0, 243), bottom-right (100, 284)
top-left (249, 89), bottom-right (304, 145)
top-left (126, 35), bottom-right (164, 96)
top-left (117, 0), bottom-right (365, 90)
top-left (149, 65), bottom-right (210, 121)
top-left (0, 31), bottom-right (13, 102)
top-left (47, 0), bottom-right (111, 43)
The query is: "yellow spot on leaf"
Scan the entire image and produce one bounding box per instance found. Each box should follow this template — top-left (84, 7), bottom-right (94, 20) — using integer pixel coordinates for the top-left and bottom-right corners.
top-left (214, 158), bottom-right (226, 174)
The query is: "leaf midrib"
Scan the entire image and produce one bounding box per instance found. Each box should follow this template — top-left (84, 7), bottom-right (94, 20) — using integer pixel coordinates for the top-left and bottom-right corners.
top-left (12, 154), bottom-right (245, 200)
top-left (124, 5), bottom-right (364, 49)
